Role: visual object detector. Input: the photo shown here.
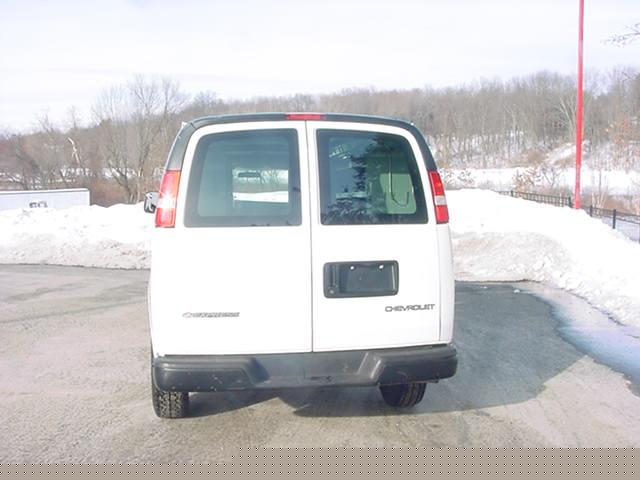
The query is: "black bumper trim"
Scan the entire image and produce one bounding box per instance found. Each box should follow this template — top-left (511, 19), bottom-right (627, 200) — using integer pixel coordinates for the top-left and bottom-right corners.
top-left (152, 345), bottom-right (457, 392)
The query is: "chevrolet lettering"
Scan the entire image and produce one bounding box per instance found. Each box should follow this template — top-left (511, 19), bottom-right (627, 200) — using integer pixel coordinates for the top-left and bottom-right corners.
top-left (385, 304), bottom-right (436, 312)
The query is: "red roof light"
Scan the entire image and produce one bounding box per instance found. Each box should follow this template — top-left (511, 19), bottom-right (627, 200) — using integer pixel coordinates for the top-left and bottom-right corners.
top-left (286, 113), bottom-right (326, 120)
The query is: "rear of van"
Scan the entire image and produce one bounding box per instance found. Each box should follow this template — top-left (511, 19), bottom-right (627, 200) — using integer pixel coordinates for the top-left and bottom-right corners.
top-left (147, 113), bottom-right (456, 418)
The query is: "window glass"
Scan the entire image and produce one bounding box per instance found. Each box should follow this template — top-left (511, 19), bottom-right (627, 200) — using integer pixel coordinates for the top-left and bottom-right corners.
top-left (317, 130), bottom-right (427, 225)
top-left (185, 129), bottom-right (301, 227)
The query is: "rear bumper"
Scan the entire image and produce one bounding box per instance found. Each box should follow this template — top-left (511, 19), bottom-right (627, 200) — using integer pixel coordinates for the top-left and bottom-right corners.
top-left (152, 344), bottom-right (457, 392)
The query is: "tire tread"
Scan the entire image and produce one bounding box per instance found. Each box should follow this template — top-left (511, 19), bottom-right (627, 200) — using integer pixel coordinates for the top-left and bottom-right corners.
top-left (152, 382), bottom-right (189, 418)
top-left (380, 382), bottom-right (426, 407)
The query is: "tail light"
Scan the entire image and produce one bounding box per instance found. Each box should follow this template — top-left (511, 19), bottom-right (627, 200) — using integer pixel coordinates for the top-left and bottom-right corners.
top-left (155, 170), bottom-right (181, 228)
top-left (428, 171), bottom-right (449, 224)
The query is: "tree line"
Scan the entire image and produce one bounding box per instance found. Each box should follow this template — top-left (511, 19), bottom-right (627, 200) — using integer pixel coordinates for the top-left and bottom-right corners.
top-left (0, 67), bottom-right (638, 205)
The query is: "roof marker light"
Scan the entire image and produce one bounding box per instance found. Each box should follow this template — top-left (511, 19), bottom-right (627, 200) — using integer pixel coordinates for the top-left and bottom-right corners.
top-left (286, 113), bottom-right (326, 120)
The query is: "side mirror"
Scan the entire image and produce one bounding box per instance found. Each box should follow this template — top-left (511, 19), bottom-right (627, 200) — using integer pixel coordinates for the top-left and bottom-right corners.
top-left (143, 192), bottom-right (158, 213)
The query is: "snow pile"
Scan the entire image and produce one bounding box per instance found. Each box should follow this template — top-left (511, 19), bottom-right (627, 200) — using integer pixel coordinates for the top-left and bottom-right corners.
top-left (449, 189), bottom-right (640, 328)
top-left (0, 190), bottom-right (638, 327)
top-left (0, 203), bottom-right (152, 269)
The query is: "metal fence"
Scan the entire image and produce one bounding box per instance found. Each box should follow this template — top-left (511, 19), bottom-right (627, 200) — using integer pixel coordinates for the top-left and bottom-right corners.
top-left (497, 190), bottom-right (640, 243)
top-left (498, 190), bottom-right (573, 208)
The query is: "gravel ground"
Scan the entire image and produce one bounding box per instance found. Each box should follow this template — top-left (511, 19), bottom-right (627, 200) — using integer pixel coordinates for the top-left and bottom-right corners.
top-left (0, 265), bottom-right (639, 461)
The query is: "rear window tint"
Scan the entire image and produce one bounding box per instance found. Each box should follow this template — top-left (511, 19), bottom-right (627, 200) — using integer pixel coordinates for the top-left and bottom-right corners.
top-left (184, 129), bottom-right (301, 227)
top-left (317, 130), bottom-right (427, 225)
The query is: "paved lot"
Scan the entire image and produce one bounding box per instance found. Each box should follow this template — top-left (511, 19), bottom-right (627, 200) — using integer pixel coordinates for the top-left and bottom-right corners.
top-left (0, 265), bottom-right (639, 461)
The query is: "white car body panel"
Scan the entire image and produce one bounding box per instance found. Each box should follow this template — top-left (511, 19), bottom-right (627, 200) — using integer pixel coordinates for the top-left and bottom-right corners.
top-left (150, 122), bottom-right (313, 355)
top-left (149, 118), bottom-right (454, 357)
top-left (436, 224), bottom-right (455, 343)
top-left (305, 121), bottom-right (441, 351)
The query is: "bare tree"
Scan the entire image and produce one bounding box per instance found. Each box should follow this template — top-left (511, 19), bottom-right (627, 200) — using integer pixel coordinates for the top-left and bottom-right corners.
top-left (607, 22), bottom-right (640, 45)
top-left (2, 68), bottom-right (639, 208)
top-left (93, 76), bottom-right (187, 202)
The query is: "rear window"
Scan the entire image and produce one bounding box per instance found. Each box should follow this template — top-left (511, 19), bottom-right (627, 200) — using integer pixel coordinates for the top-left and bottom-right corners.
top-left (184, 129), bottom-right (301, 227)
top-left (317, 130), bottom-right (427, 225)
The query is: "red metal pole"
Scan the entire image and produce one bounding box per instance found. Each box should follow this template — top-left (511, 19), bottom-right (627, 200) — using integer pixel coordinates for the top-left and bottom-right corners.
top-left (574, 0), bottom-right (584, 209)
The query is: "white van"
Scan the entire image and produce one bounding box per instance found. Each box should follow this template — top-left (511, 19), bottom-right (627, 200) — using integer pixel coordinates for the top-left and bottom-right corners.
top-left (145, 113), bottom-right (457, 418)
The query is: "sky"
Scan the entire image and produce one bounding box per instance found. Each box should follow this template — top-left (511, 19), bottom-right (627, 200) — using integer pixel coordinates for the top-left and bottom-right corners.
top-left (1, 0), bottom-right (639, 133)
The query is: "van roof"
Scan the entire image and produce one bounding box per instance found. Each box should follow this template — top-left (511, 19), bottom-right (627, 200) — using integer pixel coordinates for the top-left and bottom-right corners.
top-left (165, 113), bottom-right (437, 171)
top-left (189, 113), bottom-right (410, 128)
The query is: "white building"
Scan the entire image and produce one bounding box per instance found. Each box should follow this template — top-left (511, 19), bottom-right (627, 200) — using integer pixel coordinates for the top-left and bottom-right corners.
top-left (0, 188), bottom-right (90, 210)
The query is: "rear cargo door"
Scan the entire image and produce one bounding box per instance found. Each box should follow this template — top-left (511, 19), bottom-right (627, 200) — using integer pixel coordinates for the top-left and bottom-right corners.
top-left (306, 122), bottom-right (441, 351)
top-left (152, 122), bottom-right (312, 355)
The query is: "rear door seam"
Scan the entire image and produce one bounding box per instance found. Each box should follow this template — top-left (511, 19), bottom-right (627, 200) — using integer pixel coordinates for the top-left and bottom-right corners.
top-left (303, 121), bottom-right (315, 351)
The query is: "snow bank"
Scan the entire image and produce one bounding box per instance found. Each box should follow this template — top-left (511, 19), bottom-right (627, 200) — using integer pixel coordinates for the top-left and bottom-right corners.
top-left (0, 203), bottom-right (152, 269)
top-left (0, 190), bottom-right (638, 327)
top-left (449, 189), bottom-right (640, 328)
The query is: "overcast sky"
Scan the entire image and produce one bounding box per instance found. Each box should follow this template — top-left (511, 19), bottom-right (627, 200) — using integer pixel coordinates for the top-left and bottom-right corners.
top-left (1, 0), bottom-right (639, 132)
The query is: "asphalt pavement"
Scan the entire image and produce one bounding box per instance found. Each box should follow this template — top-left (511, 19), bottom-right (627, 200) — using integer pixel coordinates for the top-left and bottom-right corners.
top-left (0, 265), bottom-right (638, 461)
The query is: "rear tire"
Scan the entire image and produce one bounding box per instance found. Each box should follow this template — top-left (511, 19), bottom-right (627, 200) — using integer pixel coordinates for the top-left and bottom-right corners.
top-left (379, 382), bottom-right (426, 407)
top-left (152, 379), bottom-right (189, 418)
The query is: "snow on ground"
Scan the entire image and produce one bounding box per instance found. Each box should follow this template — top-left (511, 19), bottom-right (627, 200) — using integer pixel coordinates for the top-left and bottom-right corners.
top-left (444, 166), bottom-right (640, 196)
top-left (449, 190), bottom-right (640, 328)
top-left (0, 203), bottom-right (151, 269)
top-left (0, 190), bottom-right (638, 327)
top-left (440, 141), bottom-right (640, 196)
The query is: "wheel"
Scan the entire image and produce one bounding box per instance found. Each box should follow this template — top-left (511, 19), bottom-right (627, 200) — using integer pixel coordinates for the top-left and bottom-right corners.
top-left (151, 375), bottom-right (189, 418)
top-left (379, 382), bottom-right (427, 407)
